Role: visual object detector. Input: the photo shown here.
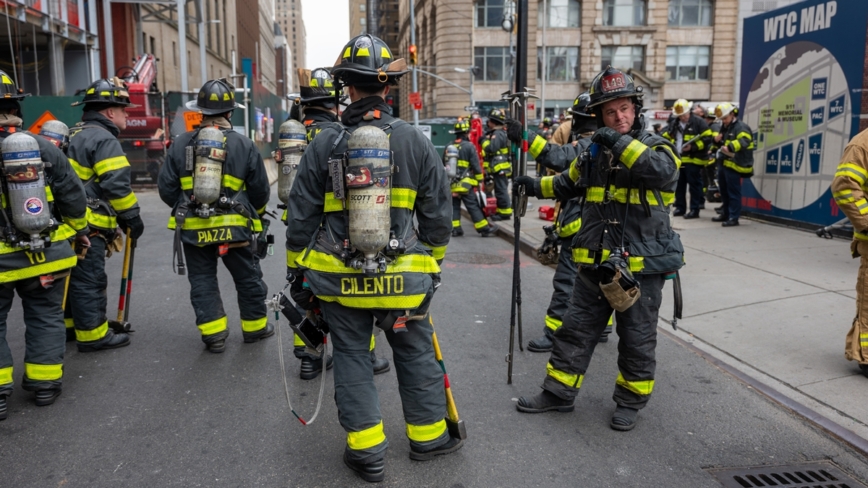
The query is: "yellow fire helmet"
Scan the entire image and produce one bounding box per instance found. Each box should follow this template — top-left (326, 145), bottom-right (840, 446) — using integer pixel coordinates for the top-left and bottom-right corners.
top-left (672, 99), bottom-right (693, 116)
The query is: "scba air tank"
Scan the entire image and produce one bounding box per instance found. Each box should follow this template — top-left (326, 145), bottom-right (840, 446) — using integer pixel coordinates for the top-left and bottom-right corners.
top-left (193, 126), bottom-right (225, 214)
top-left (39, 120), bottom-right (70, 153)
top-left (1, 133), bottom-right (51, 249)
top-left (444, 145), bottom-right (459, 179)
top-left (346, 126), bottom-right (391, 273)
top-left (276, 119), bottom-right (306, 204)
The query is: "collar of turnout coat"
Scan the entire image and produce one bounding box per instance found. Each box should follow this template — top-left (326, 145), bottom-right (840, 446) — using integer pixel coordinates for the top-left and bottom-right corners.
top-left (81, 110), bottom-right (121, 137)
top-left (0, 114), bottom-right (23, 128)
top-left (201, 115), bottom-right (232, 129)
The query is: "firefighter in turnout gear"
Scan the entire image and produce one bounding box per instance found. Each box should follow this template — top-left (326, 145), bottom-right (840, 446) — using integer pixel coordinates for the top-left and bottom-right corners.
top-left (285, 34), bottom-right (458, 482)
top-left (831, 127), bottom-right (868, 379)
top-left (0, 71), bottom-right (89, 417)
top-left (158, 78), bottom-right (273, 353)
top-left (65, 77), bottom-right (143, 352)
top-left (711, 102), bottom-right (754, 227)
top-left (289, 67), bottom-right (390, 378)
top-left (513, 67), bottom-right (684, 431)
top-left (517, 92), bottom-right (612, 353)
top-left (693, 104), bottom-right (721, 204)
top-left (448, 119), bottom-right (495, 238)
top-left (664, 99), bottom-right (711, 219)
top-left (482, 108), bottom-right (513, 221)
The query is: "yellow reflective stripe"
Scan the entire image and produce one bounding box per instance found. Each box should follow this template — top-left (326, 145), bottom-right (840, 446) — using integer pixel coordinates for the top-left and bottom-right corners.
top-left (496, 207), bottom-right (512, 215)
top-left (586, 186), bottom-right (605, 203)
top-left (629, 256), bottom-right (644, 272)
top-left (391, 187), bottom-right (417, 210)
top-left (557, 218), bottom-right (581, 237)
top-left (69, 158), bottom-right (94, 180)
top-left (856, 199), bottom-right (868, 215)
top-left (835, 163), bottom-right (868, 185)
top-left (572, 247), bottom-right (610, 265)
top-left (241, 316), bottom-right (268, 332)
top-left (293, 333), bottom-right (306, 347)
top-left (299, 249), bottom-right (441, 274)
top-left (24, 362), bottom-right (62, 381)
top-left (493, 162), bottom-right (512, 173)
top-left (658, 144), bottom-right (681, 170)
top-left (168, 214), bottom-right (261, 231)
top-left (681, 156), bottom-right (706, 165)
top-left (198, 316), bottom-right (228, 336)
top-left (723, 160), bottom-right (753, 174)
top-left (473, 219), bottom-right (489, 230)
top-left (833, 190), bottom-right (856, 204)
top-left (497, 147), bottom-right (509, 155)
top-left (64, 216), bottom-right (88, 232)
top-left (75, 320), bottom-right (109, 342)
top-left (540, 176), bottom-right (555, 198)
top-left (856, 231), bottom-right (868, 241)
top-left (45, 185), bottom-right (54, 202)
top-left (109, 192), bottom-right (138, 211)
top-left (619, 140), bottom-right (648, 169)
top-left (406, 419), bottom-right (447, 443)
top-left (474, 173), bottom-right (484, 181)
top-left (320, 293), bottom-right (428, 309)
top-left (0, 366), bottom-right (11, 385)
top-left (452, 220), bottom-right (460, 228)
top-left (50, 224), bottom-right (77, 242)
top-left (424, 244), bottom-right (446, 261)
top-left (0, 254), bottom-right (77, 284)
top-left (93, 155), bottom-right (130, 176)
top-left (735, 131), bottom-right (752, 142)
top-left (568, 160), bottom-right (580, 182)
top-left (347, 420), bottom-right (386, 450)
top-left (256, 204), bottom-right (267, 216)
top-left (222, 174), bottom-right (244, 191)
top-left (286, 249), bottom-right (304, 268)
top-left (460, 177), bottom-right (478, 187)
top-left (481, 140), bottom-right (490, 150)
top-left (861, 332), bottom-right (868, 345)
top-left (730, 140), bottom-right (741, 152)
top-left (658, 191), bottom-right (675, 206)
top-left (545, 315), bottom-right (562, 331)
top-left (64, 318), bottom-right (74, 329)
top-left (546, 362), bottom-right (583, 388)
top-left (616, 372), bottom-right (654, 396)
top-left (457, 160), bottom-right (470, 168)
top-left (529, 135), bottom-right (547, 159)
top-left (180, 176), bottom-right (193, 190)
top-left (86, 207), bottom-right (117, 229)
top-left (370, 334), bottom-right (376, 350)
top-left (324, 192), bottom-right (343, 212)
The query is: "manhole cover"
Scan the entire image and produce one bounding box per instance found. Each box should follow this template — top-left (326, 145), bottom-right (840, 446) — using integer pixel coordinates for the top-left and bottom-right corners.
top-left (444, 252), bottom-right (508, 265)
top-left (706, 461), bottom-right (868, 488)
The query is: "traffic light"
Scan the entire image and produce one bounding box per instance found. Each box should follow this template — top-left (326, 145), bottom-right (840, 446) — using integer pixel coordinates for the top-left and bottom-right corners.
top-left (409, 45), bottom-right (417, 66)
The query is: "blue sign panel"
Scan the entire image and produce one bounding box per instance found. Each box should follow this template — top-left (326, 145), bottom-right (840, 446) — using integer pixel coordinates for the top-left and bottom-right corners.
top-left (766, 148), bottom-right (780, 174)
top-left (808, 133), bottom-right (822, 174)
top-left (811, 78), bottom-right (827, 99)
top-left (828, 95), bottom-right (845, 120)
top-left (779, 144), bottom-right (794, 174)
top-left (810, 106), bottom-right (824, 126)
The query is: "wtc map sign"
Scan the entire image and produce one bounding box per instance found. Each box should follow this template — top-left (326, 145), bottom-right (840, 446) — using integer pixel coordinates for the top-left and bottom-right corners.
top-left (740, 0), bottom-right (868, 226)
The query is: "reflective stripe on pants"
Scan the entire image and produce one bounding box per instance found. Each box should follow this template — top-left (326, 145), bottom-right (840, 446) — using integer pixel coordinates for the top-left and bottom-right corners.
top-left (67, 235), bottom-right (110, 344)
top-left (493, 173), bottom-right (512, 215)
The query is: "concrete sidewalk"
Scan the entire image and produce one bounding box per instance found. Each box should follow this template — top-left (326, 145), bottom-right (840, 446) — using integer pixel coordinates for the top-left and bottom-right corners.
top-left (470, 198), bottom-right (868, 445)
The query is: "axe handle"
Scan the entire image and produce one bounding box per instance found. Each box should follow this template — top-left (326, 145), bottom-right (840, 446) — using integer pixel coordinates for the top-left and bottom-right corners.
top-left (117, 234), bottom-right (132, 322)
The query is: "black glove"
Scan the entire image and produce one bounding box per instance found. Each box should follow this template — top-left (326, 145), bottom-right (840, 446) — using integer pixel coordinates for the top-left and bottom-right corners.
top-left (505, 118), bottom-right (524, 143)
top-left (592, 127), bottom-right (622, 149)
top-left (119, 214), bottom-right (144, 240)
top-left (514, 175), bottom-right (537, 198)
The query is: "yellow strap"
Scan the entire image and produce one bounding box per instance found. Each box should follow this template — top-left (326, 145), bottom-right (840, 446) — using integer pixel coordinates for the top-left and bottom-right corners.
top-left (347, 420), bottom-right (386, 451)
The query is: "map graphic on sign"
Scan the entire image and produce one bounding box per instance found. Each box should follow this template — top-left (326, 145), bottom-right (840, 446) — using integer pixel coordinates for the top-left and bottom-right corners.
top-left (744, 41), bottom-right (850, 211)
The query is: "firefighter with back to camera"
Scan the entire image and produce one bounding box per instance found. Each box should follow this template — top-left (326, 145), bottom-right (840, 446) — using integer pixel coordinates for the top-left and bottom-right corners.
top-left (482, 108), bottom-right (513, 221)
top-left (0, 70), bottom-right (89, 418)
top-left (664, 98), bottom-right (711, 219)
top-left (280, 67), bottom-right (390, 378)
top-left (65, 77), bottom-right (143, 352)
top-left (513, 66), bottom-right (684, 431)
top-left (285, 35), bottom-right (459, 483)
top-left (158, 78), bottom-right (273, 353)
top-left (446, 119), bottom-right (495, 238)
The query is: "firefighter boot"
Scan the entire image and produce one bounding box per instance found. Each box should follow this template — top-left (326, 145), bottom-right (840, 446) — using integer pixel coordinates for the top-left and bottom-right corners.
top-left (516, 389), bottom-right (575, 413)
top-left (451, 227), bottom-right (464, 237)
top-left (34, 389), bottom-right (62, 407)
top-left (77, 329), bottom-right (131, 353)
top-left (610, 405), bottom-right (639, 431)
top-left (409, 435), bottom-right (464, 461)
top-left (371, 349), bottom-right (390, 375)
top-left (478, 225), bottom-right (496, 237)
top-left (527, 329), bottom-right (553, 353)
top-left (598, 323), bottom-right (613, 343)
top-left (243, 322), bottom-right (275, 343)
top-left (343, 452), bottom-right (385, 483)
top-left (300, 354), bottom-right (334, 380)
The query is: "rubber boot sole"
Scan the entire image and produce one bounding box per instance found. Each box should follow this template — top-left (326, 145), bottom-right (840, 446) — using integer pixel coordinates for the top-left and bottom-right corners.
top-left (515, 401), bottom-right (574, 414)
top-left (610, 419), bottom-right (637, 431)
top-left (34, 389), bottom-right (62, 407)
top-left (409, 438), bottom-right (464, 461)
top-left (526, 343), bottom-right (552, 353)
top-left (343, 453), bottom-right (385, 483)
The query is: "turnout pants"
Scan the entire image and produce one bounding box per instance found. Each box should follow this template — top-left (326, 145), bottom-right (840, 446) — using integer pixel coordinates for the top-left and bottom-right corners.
top-left (452, 192), bottom-right (489, 232)
top-left (674, 164), bottom-right (705, 212)
top-left (718, 166), bottom-right (743, 220)
top-left (183, 243), bottom-right (268, 343)
top-left (544, 269), bottom-right (665, 409)
top-left (319, 300), bottom-right (448, 463)
top-left (67, 234), bottom-right (111, 345)
top-left (543, 239), bottom-right (578, 336)
top-left (846, 240), bottom-right (868, 365)
top-left (0, 276), bottom-right (66, 396)
top-left (492, 173), bottom-right (512, 217)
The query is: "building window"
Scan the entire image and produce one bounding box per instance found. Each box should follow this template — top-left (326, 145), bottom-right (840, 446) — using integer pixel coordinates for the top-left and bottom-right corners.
top-left (666, 46), bottom-right (710, 80)
top-left (360, 18), bottom-right (366, 25)
top-left (668, 0), bottom-right (713, 26)
top-left (537, 0), bottom-right (580, 28)
top-left (602, 0), bottom-right (646, 26)
top-left (360, 3), bottom-right (365, 11)
top-left (601, 46), bottom-right (644, 71)
top-left (474, 46), bottom-right (510, 81)
top-left (536, 47), bottom-right (579, 81)
top-left (476, 0), bottom-right (505, 28)
top-left (173, 41), bottom-right (177, 66)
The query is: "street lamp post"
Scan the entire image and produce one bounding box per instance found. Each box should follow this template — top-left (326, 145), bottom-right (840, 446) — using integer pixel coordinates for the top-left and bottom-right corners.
top-left (502, 2), bottom-right (516, 100)
top-left (453, 66), bottom-right (478, 108)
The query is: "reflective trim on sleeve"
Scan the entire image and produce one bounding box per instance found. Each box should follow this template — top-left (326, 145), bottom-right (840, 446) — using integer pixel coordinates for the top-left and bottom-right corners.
top-left (856, 199), bottom-right (868, 215)
top-left (546, 362), bottom-right (583, 388)
top-left (180, 176), bottom-right (193, 190)
top-left (723, 160), bottom-right (753, 174)
top-left (540, 176), bottom-right (555, 198)
top-left (86, 207), bottom-right (117, 230)
top-left (324, 192), bottom-right (343, 212)
top-left (241, 316), bottom-right (268, 332)
top-left (406, 419), bottom-right (447, 443)
top-left (0, 366), bottom-right (11, 385)
top-left (222, 174), bottom-right (245, 191)
top-left (616, 372), bottom-right (654, 396)
top-left (24, 362), bottom-right (62, 381)
top-left (572, 247), bottom-right (610, 265)
top-left (835, 163), bottom-right (868, 185)
top-left (730, 140), bottom-right (741, 152)
top-left (256, 204), bottom-right (267, 216)
top-left (545, 315), bottom-right (562, 331)
top-left (619, 140), bottom-right (648, 169)
top-left (529, 134), bottom-right (547, 159)
top-left (347, 420), bottom-right (387, 451)
top-left (391, 187), bottom-right (417, 210)
top-left (286, 249), bottom-right (304, 268)
top-left (457, 159), bottom-right (470, 168)
top-left (557, 218), bottom-right (581, 238)
top-left (833, 190), bottom-right (856, 204)
top-left (75, 320), bottom-right (109, 343)
top-left (197, 316), bottom-right (228, 336)
top-left (109, 192), bottom-right (138, 211)
top-left (64, 216), bottom-right (88, 232)
top-left (69, 158), bottom-right (94, 180)
top-left (93, 155), bottom-right (130, 176)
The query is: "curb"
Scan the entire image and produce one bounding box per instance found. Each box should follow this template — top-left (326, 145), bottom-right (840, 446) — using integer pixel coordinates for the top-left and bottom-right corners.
top-left (460, 208), bottom-right (545, 262)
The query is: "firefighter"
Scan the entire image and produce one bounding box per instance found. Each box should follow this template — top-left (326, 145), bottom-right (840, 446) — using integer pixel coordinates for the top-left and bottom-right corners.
top-left (0, 71), bottom-right (89, 417)
top-left (66, 77), bottom-right (143, 352)
top-left (513, 67), bottom-right (684, 431)
top-left (157, 79), bottom-right (273, 353)
top-left (482, 108), bottom-right (513, 221)
top-left (831, 127), bottom-right (868, 379)
top-left (448, 119), bottom-right (495, 238)
top-left (291, 67), bottom-right (390, 378)
top-left (285, 34), bottom-right (458, 482)
top-left (516, 93), bottom-right (612, 352)
top-left (664, 99), bottom-right (711, 219)
top-left (711, 103), bottom-right (754, 227)
top-left (537, 117), bottom-right (553, 140)
top-left (693, 104), bottom-right (722, 206)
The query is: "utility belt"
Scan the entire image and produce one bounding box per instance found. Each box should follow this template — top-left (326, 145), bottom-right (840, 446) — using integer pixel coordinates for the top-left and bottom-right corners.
top-left (313, 226), bottom-right (418, 271)
top-left (85, 197), bottom-right (118, 233)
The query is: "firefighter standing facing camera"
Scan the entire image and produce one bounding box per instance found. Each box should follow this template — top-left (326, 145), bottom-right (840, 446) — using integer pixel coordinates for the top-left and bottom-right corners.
top-left (711, 102), bottom-right (754, 227)
top-left (285, 34), bottom-right (458, 483)
top-left (158, 79), bottom-right (273, 353)
top-left (0, 71), bottom-right (89, 418)
top-left (482, 108), bottom-right (513, 221)
top-left (447, 119), bottom-right (495, 238)
top-left (513, 67), bottom-right (684, 432)
top-left (664, 99), bottom-right (711, 219)
top-left (66, 77), bottom-right (143, 352)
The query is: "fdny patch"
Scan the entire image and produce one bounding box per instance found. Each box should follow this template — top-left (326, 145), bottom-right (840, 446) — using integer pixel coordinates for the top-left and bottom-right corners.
top-left (24, 197), bottom-right (44, 215)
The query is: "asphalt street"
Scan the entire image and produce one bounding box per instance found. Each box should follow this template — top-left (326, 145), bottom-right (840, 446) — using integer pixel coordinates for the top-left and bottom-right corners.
top-left (1, 187), bottom-right (868, 487)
